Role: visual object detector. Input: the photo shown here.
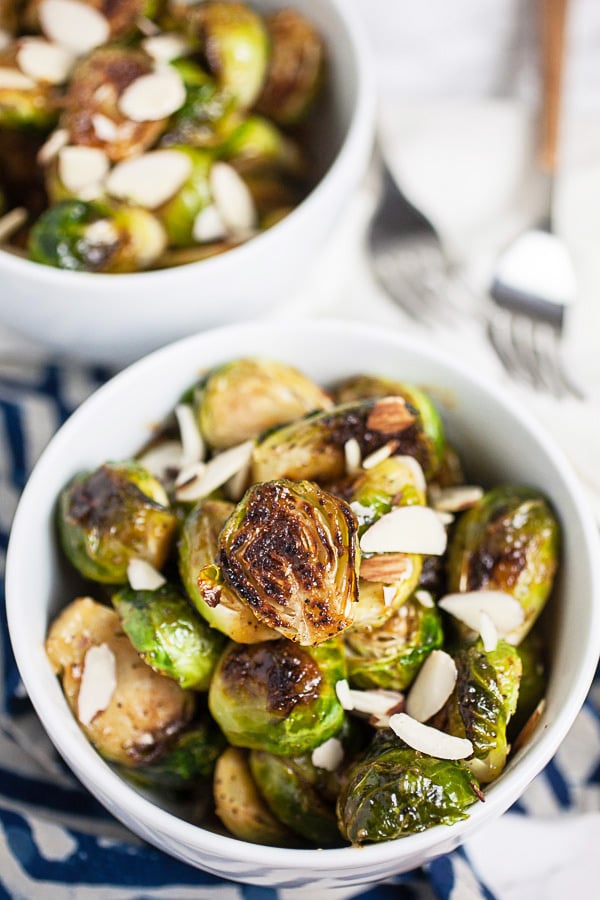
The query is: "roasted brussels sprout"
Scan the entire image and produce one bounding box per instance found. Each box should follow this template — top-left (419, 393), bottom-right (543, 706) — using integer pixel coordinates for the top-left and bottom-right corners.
top-left (249, 749), bottom-right (340, 846)
top-left (156, 145), bottom-right (213, 246)
top-left (46, 596), bottom-right (195, 767)
top-left (252, 396), bottom-right (438, 485)
top-left (210, 479), bottom-right (359, 645)
top-left (433, 638), bottom-right (522, 783)
top-left (112, 583), bottom-right (226, 690)
top-left (179, 1), bottom-right (269, 109)
top-left (122, 714), bottom-right (227, 790)
top-left (162, 59), bottom-right (236, 150)
top-left (256, 8), bottom-right (325, 126)
top-left (345, 594), bottom-right (444, 691)
top-left (337, 729), bottom-right (481, 843)
top-left (57, 460), bottom-right (178, 583)
top-left (29, 199), bottom-right (167, 271)
top-left (446, 486), bottom-right (560, 644)
top-left (196, 357), bottom-right (332, 450)
top-left (213, 746), bottom-right (297, 845)
top-left (208, 638), bottom-right (346, 756)
top-left (220, 114), bottom-right (305, 176)
top-left (178, 498), bottom-right (278, 643)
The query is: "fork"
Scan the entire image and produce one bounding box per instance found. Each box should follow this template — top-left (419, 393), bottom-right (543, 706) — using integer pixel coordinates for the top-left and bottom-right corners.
top-left (367, 153), bottom-right (471, 327)
top-left (486, 0), bottom-right (583, 399)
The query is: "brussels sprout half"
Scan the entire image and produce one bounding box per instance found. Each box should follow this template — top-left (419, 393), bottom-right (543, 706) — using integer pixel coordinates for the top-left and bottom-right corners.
top-left (446, 485), bottom-right (560, 644)
top-left (214, 479), bottom-right (360, 645)
top-left (112, 583), bottom-right (226, 690)
top-left (57, 460), bottom-right (178, 583)
top-left (208, 638), bottom-right (346, 757)
top-left (337, 729), bottom-right (481, 843)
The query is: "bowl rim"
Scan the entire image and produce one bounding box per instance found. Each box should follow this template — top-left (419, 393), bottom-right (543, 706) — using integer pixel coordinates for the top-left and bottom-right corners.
top-left (0, 0), bottom-right (376, 288)
top-left (6, 317), bottom-right (600, 871)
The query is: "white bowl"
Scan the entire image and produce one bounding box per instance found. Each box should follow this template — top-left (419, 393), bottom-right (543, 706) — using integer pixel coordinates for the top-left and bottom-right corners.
top-left (6, 319), bottom-right (600, 889)
top-left (0, 0), bottom-right (375, 366)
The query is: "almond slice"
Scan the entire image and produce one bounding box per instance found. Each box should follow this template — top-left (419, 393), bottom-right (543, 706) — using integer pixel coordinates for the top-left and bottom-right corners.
top-left (478, 611), bottom-right (498, 652)
top-left (210, 162), bottom-right (257, 236)
top-left (193, 204), bottom-right (227, 243)
top-left (432, 485), bottom-right (484, 513)
top-left (142, 33), bottom-right (190, 64)
top-left (138, 439), bottom-right (183, 479)
top-left (118, 66), bottom-right (186, 122)
top-left (37, 128), bottom-right (70, 165)
top-left (382, 585), bottom-right (397, 607)
top-left (344, 437), bottom-right (362, 474)
top-left (17, 38), bottom-right (74, 85)
top-left (91, 113), bottom-right (118, 142)
top-left (0, 29), bottom-right (11, 52)
top-left (0, 66), bottom-right (36, 89)
top-left (175, 440), bottom-right (255, 502)
top-left (127, 558), bottom-right (166, 591)
top-left (0, 208), bottom-right (27, 244)
top-left (58, 145), bottom-right (110, 194)
top-left (405, 650), bottom-right (457, 723)
top-left (106, 150), bottom-right (192, 209)
top-left (362, 441), bottom-right (395, 470)
top-left (39, 0), bottom-right (110, 56)
top-left (414, 589), bottom-right (434, 608)
top-left (360, 506), bottom-right (448, 556)
top-left (77, 643), bottom-right (117, 726)
top-left (335, 679), bottom-right (404, 717)
top-left (311, 737), bottom-right (344, 772)
top-left (389, 712), bottom-right (473, 760)
top-left (174, 403), bottom-right (205, 468)
top-left (366, 396), bottom-right (415, 433)
top-left (438, 590), bottom-right (524, 640)
top-left (360, 552), bottom-right (412, 583)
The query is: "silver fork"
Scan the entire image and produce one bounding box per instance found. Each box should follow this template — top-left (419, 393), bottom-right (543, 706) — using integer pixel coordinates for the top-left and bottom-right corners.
top-left (367, 155), bottom-right (471, 327)
top-left (486, 0), bottom-right (583, 399)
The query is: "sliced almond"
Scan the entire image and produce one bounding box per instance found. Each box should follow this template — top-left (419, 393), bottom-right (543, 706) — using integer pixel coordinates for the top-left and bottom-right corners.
top-left (138, 439), bottom-right (184, 478)
top-left (77, 643), bottom-right (117, 726)
top-left (106, 150), bottom-right (192, 209)
top-left (119, 66), bottom-right (186, 122)
top-left (362, 441), bottom-right (396, 470)
top-left (432, 485), bottom-right (484, 513)
top-left (0, 208), bottom-right (27, 244)
top-left (175, 403), bottom-right (205, 468)
top-left (225, 459), bottom-right (251, 502)
top-left (335, 679), bottom-right (354, 710)
top-left (0, 30), bottom-right (12, 52)
top-left (142, 33), bottom-right (190, 64)
top-left (360, 552), bottom-right (412, 583)
top-left (360, 506), bottom-right (448, 556)
top-left (39, 0), bottom-right (110, 56)
top-left (382, 585), bottom-right (397, 607)
top-left (414, 589), bottom-right (434, 608)
top-left (436, 510), bottom-right (454, 526)
top-left (335, 679), bottom-right (404, 717)
top-left (210, 161), bottom-right (257, 236)
top-left (58, 145), bottom-right (109, 194)
top-left (311, 737), bottom-right (344, 772)
top-left (37, 128), bottom-right (70, 165)
top-left (17, 38), bottom-right (74, 85)
top-left (366, 396), bottom-right (416, 433)
top-left (478, 610), bottom-right (498, 652)
top-left (193, 203), bottom-right (227, 243)
top-left (389, 712), bottom-right (473, 760)
top-left (175, 440), bottom-right (255, 503)
top-left (92, 113), bottom-right (118, 142)
top-left (405, 650), bottom-right (457, 723)
top-left (78, 182), bottom-right (105, 202)
top-left (344, 437), bottom-right (362, 474)
top-left (0, 66), bottom-right (36, 90)
top-left (127, 558), bottom-right (166, 591)
top-left (438, 590), bottom-right (524, 640)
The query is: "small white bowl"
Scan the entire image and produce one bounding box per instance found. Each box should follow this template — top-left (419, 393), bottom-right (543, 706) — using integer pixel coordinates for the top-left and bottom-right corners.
top-left (0, 0), bottom-right (375, 366)
top-left (6, 319), bottom-right (600, 889)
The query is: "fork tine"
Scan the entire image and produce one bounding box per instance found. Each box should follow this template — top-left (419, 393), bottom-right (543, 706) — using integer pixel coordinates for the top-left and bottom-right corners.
top-left (509, 314), bottom-right (552, 392)
top-left (536, 325), bottom-right (586, 400)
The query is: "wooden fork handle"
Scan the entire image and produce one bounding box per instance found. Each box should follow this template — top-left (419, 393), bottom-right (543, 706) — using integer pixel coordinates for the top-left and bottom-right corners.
top-left (539, 0), bottom-right (570, 173)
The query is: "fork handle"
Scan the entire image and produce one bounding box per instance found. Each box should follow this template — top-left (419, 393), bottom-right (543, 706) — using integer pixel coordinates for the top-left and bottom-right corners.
top-left (539, 0), bottom-right (569, 173)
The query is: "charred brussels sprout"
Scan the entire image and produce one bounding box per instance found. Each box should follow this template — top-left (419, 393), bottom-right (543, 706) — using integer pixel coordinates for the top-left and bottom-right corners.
top-left (213, 479), bottom-right (359, 645)
top-left (345, 594), bottom-right (443, 691)
top-left (208, 638), bottom-right (346, 756)
top-left (337, 730), bottom-right (480, 842)
top-left (257, 8), bottom-right (325, 126)
top-left (249, 750), bottom-right (341, 846)
top-left (28, 200), bottom-right (167, 272)
top-left (178, 498), bottom-right (278, 643)
top-left (58, 460), bottom-right (178, 583)
top-left (434, 639), bottom-right (522, 783)
top-left (162, 59), bottom-right (236, 149)
top-left (196, 357), bottom-right (332, 450)
top-left (252, 396), bottom-right (438, 486)
top-left (446, 486), bottom-right (560, 643)
top-left (46, 597), bottom-right (195, 768)
top-left (112, 583), bottom-right (226, 690)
